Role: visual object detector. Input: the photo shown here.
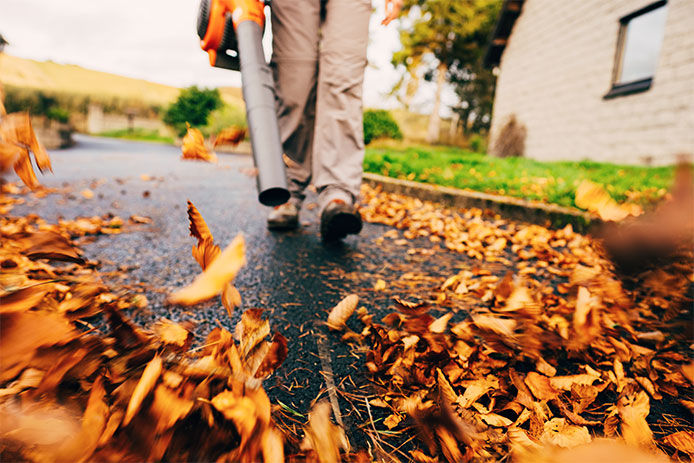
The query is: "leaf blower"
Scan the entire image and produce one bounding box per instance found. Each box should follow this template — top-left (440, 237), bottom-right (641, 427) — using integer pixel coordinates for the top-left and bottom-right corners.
top-left (197, 0), bottom-right (289, 206)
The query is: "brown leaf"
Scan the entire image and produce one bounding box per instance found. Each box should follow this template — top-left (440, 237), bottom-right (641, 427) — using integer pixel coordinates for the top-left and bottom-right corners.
top-left (236, 308), bottom-right (271, 358)
top-left (124, 355), bottom-right (162, 426)
top-left (214, 126), bottom-right (246, 147)
top-left (661, 430), bottom-right (694, 457)
top-left (471, 313), bottom-right (516, 337)
top-left (187, 200), bottom-right (214, 243)
top-left (539, 418), bottom-right (591, 448)
top-left (154, 319), bottom-right (190, 348)
top-left (150, 385), bottom-right (194, 432)
top-left (429, 312), bottom-right (453, 333)
top-left (169, 234), bottom-right (245, 305)
top-left (54, 376), bottom-right (109, 463)
top-left (181, 123), bottom-right (217, 163)
top-left (0, 312), bottom-right (77, 383)
top-left (254, 333), bottom-right (288, 378)
top-left (0, 285), bottom-right (50, 313)
top-left (617, 386), bottom-right (654, 448)
top-left (221, 283), bottom-right (242, 317)
top-left (327, 294), bottom-right (359, 331)
top-left (549, 369), bottom-right (602, 391)
top-left (384, 413), bottom-right (402, 429)
top-left (301, 401), bottom-right (349, 463)
top-left (14, 230), bottom-right (84, 263)
top-left (525, 372), bottom-right (560, 401)
top-left (575, 179), bottom-right (641, 221)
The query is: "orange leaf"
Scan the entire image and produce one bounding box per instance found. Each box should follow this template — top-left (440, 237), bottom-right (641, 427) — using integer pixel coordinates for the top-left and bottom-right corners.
top-left (214, 126), bottom-right (246, 147)
top-left (254, 333), bottom-right (288, 379)
top-left (154, 319), bottom-right (190, 348)
top-left (169, 234), bottom-right (245, 305)
top-left (186, 200), bottom-right (214, 244)
top-left (181, 123), bottom-right (217, 163)
top-left (124, 355), bottom-right (162, 426)
top-left (327, 294), bottom-right (359, 331)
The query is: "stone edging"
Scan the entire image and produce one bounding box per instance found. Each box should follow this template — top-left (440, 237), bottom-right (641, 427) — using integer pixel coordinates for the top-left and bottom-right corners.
top-left (362, 172), bottom-right (602, 233)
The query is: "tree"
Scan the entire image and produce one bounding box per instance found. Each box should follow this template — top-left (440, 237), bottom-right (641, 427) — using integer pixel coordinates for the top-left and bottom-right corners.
top-left (163, 86), bottom-right (222, 136)
top-left (392, 0), bottom-right (501, 143)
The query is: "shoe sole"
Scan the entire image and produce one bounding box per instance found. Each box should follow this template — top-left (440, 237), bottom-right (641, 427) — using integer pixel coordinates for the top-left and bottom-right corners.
top-left (267, 218), bottom-right (299, 231)
top-left (321, 210), bottom-right (362, 242)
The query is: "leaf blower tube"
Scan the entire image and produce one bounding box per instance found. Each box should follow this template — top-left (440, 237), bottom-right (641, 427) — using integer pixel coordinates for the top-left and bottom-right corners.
top-left (197, 0), bottom-right (289, 207)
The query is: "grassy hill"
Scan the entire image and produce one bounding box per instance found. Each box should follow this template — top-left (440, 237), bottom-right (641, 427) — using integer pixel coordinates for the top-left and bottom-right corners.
top-left (0, 54), bottom-right (244, 108)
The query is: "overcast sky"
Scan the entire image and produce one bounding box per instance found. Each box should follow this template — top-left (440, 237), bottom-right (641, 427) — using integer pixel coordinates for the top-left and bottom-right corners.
top-left (0, 0), bottom-right (420, 109)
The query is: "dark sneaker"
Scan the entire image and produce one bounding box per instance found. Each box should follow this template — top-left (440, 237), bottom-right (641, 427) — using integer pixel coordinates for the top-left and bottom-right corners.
top-left (267, 202), bottom-right (299, 230)
top-left (320, 199), bottom-right (362, 241)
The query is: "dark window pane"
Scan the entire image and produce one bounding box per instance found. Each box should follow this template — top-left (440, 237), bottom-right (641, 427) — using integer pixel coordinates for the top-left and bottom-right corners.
top-left (619, 5), bottom-right (668, 84)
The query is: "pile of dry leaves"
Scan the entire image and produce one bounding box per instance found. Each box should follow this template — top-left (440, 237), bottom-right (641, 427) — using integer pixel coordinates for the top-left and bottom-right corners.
top-left (0, 190), bottom-right (295, 461)
top-left (350, 184), bottom-right (693, 462)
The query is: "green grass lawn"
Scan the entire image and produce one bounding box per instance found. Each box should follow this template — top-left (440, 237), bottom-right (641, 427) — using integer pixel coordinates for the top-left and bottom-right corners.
top-left (96, 128), bottom-right (175, 145)
top-left (364, 144), bottom-right (675, 209)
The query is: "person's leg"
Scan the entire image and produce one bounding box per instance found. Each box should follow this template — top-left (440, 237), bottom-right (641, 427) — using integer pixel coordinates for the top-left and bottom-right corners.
top-left (314, 0), bottom-right (371, 239)
top-left (270, 0), bottom-right (321, 207)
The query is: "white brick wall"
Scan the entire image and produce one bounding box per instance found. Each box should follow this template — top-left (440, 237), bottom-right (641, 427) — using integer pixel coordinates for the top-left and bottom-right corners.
top-left (489, 0), bottom-right (694, 165)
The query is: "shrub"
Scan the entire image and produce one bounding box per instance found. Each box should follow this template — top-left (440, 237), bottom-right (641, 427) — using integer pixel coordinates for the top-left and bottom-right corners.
top-left (468, 134), bottom-right (487, 153)
top-left (363, 109), bottom-right (403, 145)
top-left (491, 114), bottom-right (526, 158)
top-left (163, 86), bottom-right (222, 137)
top-left (3, 87), bottom-right (72, 122)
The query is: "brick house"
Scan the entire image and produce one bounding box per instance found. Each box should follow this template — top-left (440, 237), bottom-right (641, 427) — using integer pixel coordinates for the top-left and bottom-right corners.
top-left (485, 0), bottom-right (694, 165)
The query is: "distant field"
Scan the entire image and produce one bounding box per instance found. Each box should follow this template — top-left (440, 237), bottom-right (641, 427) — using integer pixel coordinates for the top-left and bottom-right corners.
top-left (0, 54), bottom-right (244, 108)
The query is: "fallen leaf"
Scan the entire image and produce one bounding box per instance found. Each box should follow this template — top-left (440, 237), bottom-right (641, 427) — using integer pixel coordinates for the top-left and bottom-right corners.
top-left (301, 401), bottom-right (349, 463)
top-left (539, 418), bottom-right (591, 448)
top-left (154, 319), bottom-right (190, 348)
top-left (327, 294), bottom-right (359, 331)
top-left (254, 333), bottom-right (288, 379)
top-left (124, 355), bottom-right (162, 426)
top-left (384, 413), bottom-right (402, 429)
top-left (661, 430), bottom-right (694, 457)
top-left (429, 312), bottom-right (453, 334)
top-left (617, 387), bottom-right (654, 448)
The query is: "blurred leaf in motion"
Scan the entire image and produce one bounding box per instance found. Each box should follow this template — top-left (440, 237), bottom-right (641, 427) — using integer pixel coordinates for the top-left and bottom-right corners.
top-left (214, 126), bottom-right (246, 147)
top-left (181, 122), bottom-right (217, 163)
top-left (169, 234), bottom-right (245, 305)
top-left (0, 112), bottom-right (52, 188)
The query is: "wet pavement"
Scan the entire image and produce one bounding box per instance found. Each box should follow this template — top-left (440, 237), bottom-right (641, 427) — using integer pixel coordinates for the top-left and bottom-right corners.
top-left (12, 134), bottom-right (478, 445)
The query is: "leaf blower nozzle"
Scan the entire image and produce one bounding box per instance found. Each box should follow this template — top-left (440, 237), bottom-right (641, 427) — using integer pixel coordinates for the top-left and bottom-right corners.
top-left (197, 0), bottom-right (290, 207)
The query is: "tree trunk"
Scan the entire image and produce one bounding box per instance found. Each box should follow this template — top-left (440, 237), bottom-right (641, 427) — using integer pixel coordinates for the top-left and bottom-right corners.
top-left (427, 62), bottom-right (447, 144)
top-left (448, 112), bottom-right (459, 144)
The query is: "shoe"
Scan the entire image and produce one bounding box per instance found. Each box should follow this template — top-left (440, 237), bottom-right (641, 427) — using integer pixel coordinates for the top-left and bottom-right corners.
top-left (267, 202), bottom-right (299, 230)
top-left (320, 199), bottom-right (362, 241)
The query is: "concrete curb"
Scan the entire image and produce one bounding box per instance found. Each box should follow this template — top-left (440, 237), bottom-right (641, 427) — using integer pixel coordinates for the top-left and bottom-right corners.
top-left (362, 172), bottom-right (602, 233)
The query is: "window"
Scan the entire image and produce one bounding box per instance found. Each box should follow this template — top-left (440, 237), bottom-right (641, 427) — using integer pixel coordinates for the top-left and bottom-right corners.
top-left (605, 1), bottom-right (668, 98)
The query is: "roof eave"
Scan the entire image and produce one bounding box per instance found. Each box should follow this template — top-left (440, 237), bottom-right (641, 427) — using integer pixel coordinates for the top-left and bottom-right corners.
top-left (483, 0), bottom-right (525, 68)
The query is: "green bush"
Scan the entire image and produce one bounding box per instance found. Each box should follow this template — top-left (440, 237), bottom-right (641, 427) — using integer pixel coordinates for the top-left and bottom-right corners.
top-left (45, 107), bottom-right (70, 123)
top-left (163, 86), bottom-right (222, 137)
top-left (468, 134), bottom-right (487, 153)
top-left (363, 109), bottom-right (403, 145)
top-left (4, 87), bottom-right (69, 122)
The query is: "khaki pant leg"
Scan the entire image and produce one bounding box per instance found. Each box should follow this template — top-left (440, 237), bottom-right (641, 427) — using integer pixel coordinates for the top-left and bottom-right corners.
top-left (313, 0), bottom-right (371, 205)
top-left (270, 0), bottom-right (321, 204)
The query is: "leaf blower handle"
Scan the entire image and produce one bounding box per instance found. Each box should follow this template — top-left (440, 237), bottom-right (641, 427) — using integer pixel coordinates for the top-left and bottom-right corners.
top-left (198, 0), bottom-right (289, 207)
top-left (236, 21), bottom-right (289, 206)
